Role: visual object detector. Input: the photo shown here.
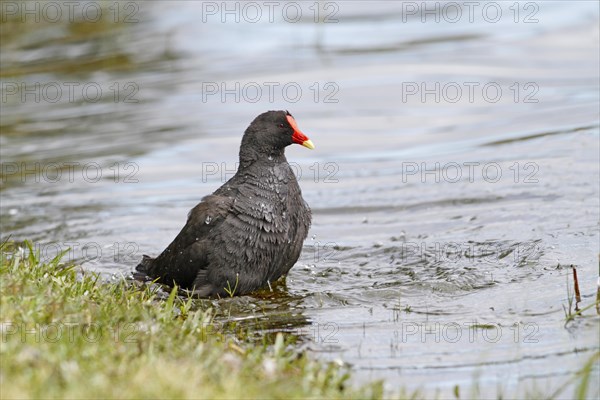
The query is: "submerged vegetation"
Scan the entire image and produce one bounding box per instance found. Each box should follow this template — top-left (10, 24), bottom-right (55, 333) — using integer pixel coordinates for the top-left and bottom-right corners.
top-left (563, 264), bottom-right (600, 326)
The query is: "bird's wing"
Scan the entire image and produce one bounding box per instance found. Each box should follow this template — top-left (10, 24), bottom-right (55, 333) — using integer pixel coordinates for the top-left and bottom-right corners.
top-left (144, 194), bottom-right (234, 288)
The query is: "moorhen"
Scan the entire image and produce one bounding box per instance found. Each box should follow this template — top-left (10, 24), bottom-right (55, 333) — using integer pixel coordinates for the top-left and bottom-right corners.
top-left (135, 110), bottom-right (314, 297)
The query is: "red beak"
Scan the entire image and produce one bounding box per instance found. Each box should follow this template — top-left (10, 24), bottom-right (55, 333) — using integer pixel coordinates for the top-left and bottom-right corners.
top-left (287, 115), bottom-right (315, 150)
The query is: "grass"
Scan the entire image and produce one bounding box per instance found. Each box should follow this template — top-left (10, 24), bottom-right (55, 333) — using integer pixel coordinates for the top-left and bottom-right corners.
top-left (0, 240), bottom-right (384, 399)
top-left (562, 265), bottom-right (600, 326)
top-left (1, 241), bottom-right (598, 399)
top-left (223, 273), bottom-right (240, 298)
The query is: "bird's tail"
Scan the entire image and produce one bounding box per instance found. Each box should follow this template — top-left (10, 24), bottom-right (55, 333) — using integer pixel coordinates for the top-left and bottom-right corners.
top-left (133, 255), bottom-right (154, 281)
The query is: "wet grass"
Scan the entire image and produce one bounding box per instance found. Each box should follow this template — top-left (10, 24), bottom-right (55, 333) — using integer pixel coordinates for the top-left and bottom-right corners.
top-left (0, 240), bottom-right (384, 399)
top-left (1, 240), bottom-right (597, 399)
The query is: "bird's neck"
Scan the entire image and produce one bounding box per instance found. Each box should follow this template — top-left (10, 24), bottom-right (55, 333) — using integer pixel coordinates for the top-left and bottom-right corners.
top-left (239, 148), bottom-right (286, 170)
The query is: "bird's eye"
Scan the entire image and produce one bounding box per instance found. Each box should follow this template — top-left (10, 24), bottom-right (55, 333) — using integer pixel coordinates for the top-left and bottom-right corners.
top-left (279, 123), bottom-right (285, 128)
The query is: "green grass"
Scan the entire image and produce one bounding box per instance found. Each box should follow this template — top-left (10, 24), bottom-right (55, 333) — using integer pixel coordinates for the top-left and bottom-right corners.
top-left (0, 241), bottom-right (383, 399)
top-left (1, 240), bottom-right (598, 399)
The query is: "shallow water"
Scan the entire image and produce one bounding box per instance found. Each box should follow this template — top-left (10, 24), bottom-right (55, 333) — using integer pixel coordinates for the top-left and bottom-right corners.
top-left (1, 1), bottom-right (599, 397)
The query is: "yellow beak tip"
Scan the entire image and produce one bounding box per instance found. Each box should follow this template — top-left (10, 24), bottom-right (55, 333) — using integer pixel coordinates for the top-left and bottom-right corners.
top-left (302, 139), bottom-right (315, 150)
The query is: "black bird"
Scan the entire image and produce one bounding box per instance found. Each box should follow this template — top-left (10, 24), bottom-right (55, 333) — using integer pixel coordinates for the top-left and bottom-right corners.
top-left (135, 110), bottom-right (314, 297)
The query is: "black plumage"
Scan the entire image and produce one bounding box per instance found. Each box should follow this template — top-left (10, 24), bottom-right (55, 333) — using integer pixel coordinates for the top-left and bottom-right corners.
top-left (135, 110), bottom-right (313, 297)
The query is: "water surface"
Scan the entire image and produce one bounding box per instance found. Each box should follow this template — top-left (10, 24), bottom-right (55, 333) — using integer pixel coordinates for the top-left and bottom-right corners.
top-left (1, 1), bottom-right (599, 397)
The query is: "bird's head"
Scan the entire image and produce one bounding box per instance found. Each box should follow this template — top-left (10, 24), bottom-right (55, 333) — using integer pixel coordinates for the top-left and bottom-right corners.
top-left (240, 110), bottom-right (314, 164)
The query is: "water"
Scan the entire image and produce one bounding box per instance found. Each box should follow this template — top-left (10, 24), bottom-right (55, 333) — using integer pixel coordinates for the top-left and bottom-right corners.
top-left (1, 1), bottom-right (599, 397)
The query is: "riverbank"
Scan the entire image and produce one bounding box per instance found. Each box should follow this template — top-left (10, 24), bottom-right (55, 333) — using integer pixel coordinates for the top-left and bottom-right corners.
top-left (0, 241), bottom-right (385, 399)
top-left (1, 241), bottom-right (597, 399)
